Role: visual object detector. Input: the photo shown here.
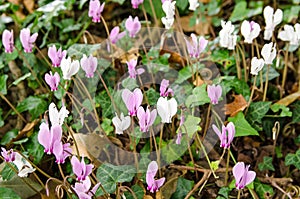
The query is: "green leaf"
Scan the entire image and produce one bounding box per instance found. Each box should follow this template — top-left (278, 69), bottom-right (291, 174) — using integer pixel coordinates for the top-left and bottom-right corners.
top-left (246, 102), bottom-right (271, 124)
top-left (258, 156), bottom-right (275, 171)
top-left (171, 177), bottom-right (194, 199)
top-left (1, 163), bottom-right (17, 181)
top-left (145, 88), bottom-right (160, 106)
top-left (285, 149), bottom-right (300, 169)
top-left (176, 0), bottom-right (188, 11)
top-left (96, 163), bottom-right (136, 195)
top-left (0, 130), bottom-right (18, 145)
top-left (270, 104), bottom-right (292, 117)
top-left (228, 112), bottom-right (259, 137)
top-left (254, 181), bottom-right (274, 199)
top-left (0, 187), bottom-right (21, 199)
top-left (101, 118), bottom-right (114, 135)
top-left (292, 101), bottom-right (300, 123)
top-left (95, 90), bottom-right (113, 118)
top-left (175, 67), bottom-right (193, 84)
top-left (67, 44), bottom-right (101, 59)
top-left (123, 184), bottom-right (144, 199)
top-left (161, 136), bottom-right (188, 163)
top-left (122, 78), bottom-right (138, 91)
top-left (143, 0), bottom-right (164, 19)
top-left (16, 96), bottom-right (47, 119)
top-left (0, 74), bottom-right (8, 95)
top-left (182, 115), bottom-right (201, 137)
top-left (256, 65), bottom-right (280, 86)
top-left (222, 77), bottom-right (250, 100)
top-left (217, 187), bottom-right (231, 199)
top-left (24, 131), bottom-right (44, 164)
top-left (229, 1), bottom-right (263, 22)
top-left (210, 49), bottom-right (235, 69)
top-left (111, 0), bottom-right (126, 5)
top-left (11, 73), bottom-right (31, 86)
top-left (185, 84), bottom-right (211, 107)
top-left (0, 108), bottom-right (4, 128)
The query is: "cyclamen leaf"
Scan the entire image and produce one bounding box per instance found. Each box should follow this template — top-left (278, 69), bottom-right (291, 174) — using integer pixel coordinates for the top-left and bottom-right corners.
top-left (16, 96), bottom-right (48, 119)
top-left (171, 177), bottom-right (194, 199)
top-left (0, 187), bottom-right (21, 199)
top-left (185, 84), bottom-right (211, 108)
top-left (123, 184), bottom-right (144, 199)
top-left (0, 74), bottom-right (8, 95)
top-left (1, 163), bottom-right (16, 181)
top-left (181, 115), bottom-right (201, 137)
top-left (228, 112), bottom-right (259, 137)
top-left (67, 44), bottom-right (101, 60)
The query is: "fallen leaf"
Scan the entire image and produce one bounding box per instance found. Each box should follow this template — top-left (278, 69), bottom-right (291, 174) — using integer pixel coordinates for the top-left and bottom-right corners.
top-left (275, 91), bottom-right (300, 106)
top-left (224, 94), bottom-right (247, 116)
top-left (143, 195), bottom-right (154, 199)
top-left (180, 14), bottom-right (211, 35)
top-left (23, 0), bottom-right (35, 13)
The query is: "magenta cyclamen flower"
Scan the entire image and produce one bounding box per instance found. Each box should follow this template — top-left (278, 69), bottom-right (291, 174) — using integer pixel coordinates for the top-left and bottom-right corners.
top-left (45, 71), bottom-right (60, 91)
top-left (109, 26), bottom-right (126, 44)
top-left (1, 147), bottom-right (16, 162)
top-left (160, 79), bottom-right (174, 97)
top-left (212, 122), bottom-right (235, 149)
top-left (88, 0), bottom-right (105, 23)
top-left (233, 162), bottom-right (256, 190)
top-left (48, 45), bottom-right (67, 67)
top-left (186, 33), bottom-right (208, 58)
top-left (53, 141), bottom-right (72, 164)
top-left (38, 123), bottom-right (62, 154)
top-left (2, 29), bottom-right (14, 53)
top-left (137, 106), bottom-right (157, 132)
top-left (73, 177), bottom-right (101, 199)
top-left (80, 54), bottom-right (97, 78)
top-left (146, 161), bottom-right (165, 193)
top-left (20, 28), bottom-right (38, 53)
top-left (207, 84), bottom-right (222, 105)
top-left (127, 59), bottom-right (144, 78)
top-left (125, 16), bottom-right (141, 38)
top-left (131, 0), bottom-right (144, 9)
top-left (71, 156), bottom-right (94, 181)
top-left (122, 88), bottom-right (143, 116)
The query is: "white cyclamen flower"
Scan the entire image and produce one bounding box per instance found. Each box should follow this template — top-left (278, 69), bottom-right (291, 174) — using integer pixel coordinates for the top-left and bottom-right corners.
top-left (263, 6), bottom-right (283, 40)
top-left (188, 0), bottom-right (199, 11)
top-left (261, 42), bottom-right (277, 65)
top-left (157, 97), bottom-right (177, 123)
top-left (250, 57), bottom-right (264, 75)
top-left (112, 113), bottom-right (131, 134)
top-left (61, 57), bottom-right (80, 80)
top-left (161, 17), bottom-right (174, 29)
top-left (241, 20), bottom-right (261, 44)
top-left (278, 24), bottom-right (300, 46)
top-left (219, 20), bottom-right (237, 50)
top-left (162, 0), bottom-right (176, 19)
top-left (48, 102), bottom-right (69, 126)
top-left (13, 153), bottom-right (36, 177)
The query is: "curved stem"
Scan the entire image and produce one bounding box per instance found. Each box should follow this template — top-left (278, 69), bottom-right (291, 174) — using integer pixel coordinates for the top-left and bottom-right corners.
top-left (245, 75), bottom-right (257, 114)
top-left (263, 64), bottom-right (270, 101)
top-left (224, 148), bottom-right (230, 186)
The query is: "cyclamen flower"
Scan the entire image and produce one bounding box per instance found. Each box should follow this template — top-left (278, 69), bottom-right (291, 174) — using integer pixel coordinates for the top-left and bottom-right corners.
top-left (176, 113), bottom-right (185, 145)
top-left (1, 147), bottom-right (16, 162)
top-left (126, 59), bottom-right (144, 78)
top-left (212, 122), bottom-right (235, 149)
top-left (48, 45), bottom-right (67, 67)
top-left (122, 88), bottom-right (143, 116)
top-left (80, 54), bottom-right (97, 78)
top-left (241, 20), bottom-right (260, 44)
top-left (88, 0), bottom-right (105, 23)
top-left (278, 24), bottom-right (300, 46)
top-left (38, 123), bottom-right (62, 154)
top-left (161, 17), bottom-right (174, 29)
top-left (48, 102), bottom-right (69, 126)
top-left (112, 112), bottom-right (131, 134)
top-left (233, 162), bottom-right (256, 190)
top-left (61, 57), bottom-right (80, 80)
top-left (131, 0), bottom-right (143, 9)
top-left (207, 84), bottom-right (222, 105)
top-left (20, 28), bottom-right (38, 53)
top-left (175, 132), bottom-right (182, 145)
top-left (161, 0), bottom-right (176, 29)
top-left (109, 26), bottom-right (125, 44)
top-left (250, 57), bottom-right (264, 75)
top-left (137, 106), bottom-right (157, 132)
top-left (219, 20), bottom-right (237, 50)
top-left (188, 0), bottom-right (199, 11)
top-left (263, 6), bottom-right (283, 40)
top-left (2, 29), bottom-right (14, 53)
top-left (45, 71), bottom-right (60, 91)
top-left (157, 97), bottom-right (177, 123)
top-left (160, 79), bottom-right (174, 97)
top-left (146, 161), bottom-right (165, 193)
top-left (261, 42), bottom-right (276, 65)
top-left (125, 16), bottom-right (141, 38)
top-left (73, 177), bottom-right (101, 199)
top-left (186, 33), bottom-right (208, 58)
top-left (53, 141), bottom-right (72, 164)
top-left (71, 156), bottom-right (94, 181)
top-left (13, 152), bottom-right (36, 177)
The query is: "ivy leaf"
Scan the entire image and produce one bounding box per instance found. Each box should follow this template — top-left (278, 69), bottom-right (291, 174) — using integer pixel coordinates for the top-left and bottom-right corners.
top-left (171, 177), bottom-right (194, 199)
top-left (217, 187), bottom-right (232, 199)
top-left (16, 96), bottom-right (47, 119)
top-left (285, 149), bottom-right (300, 169)
top-left (185, 84), bottom-right (211, 108)
top-left (254, 181), bottom-right (274, 199)
top-left (246, 102), bottom-right (272, 124)
top-left (95, 90), bottom-right (113, 118)
top-left (258, 156), bottom-right (275, 171)
top-left (228, 112), bottom-right (259, 137)
top-left (0, 187), bottom-right (21, 199)
top-left (271, 104), bottom-right (292, 117)
top-left (0, 74), bottom-right (8, 95)
top-left (123, 184), bottom-right (144, 199)
top-left (101, 118), bottom-right (114, 135)
top-left (292, 101), bottom-right (300, 123)
top-left (96, 163), bottom-right (136, 196)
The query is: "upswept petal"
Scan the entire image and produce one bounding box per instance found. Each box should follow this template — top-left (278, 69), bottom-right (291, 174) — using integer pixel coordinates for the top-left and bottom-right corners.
top-left (233, 162), bottom-right (245, 184)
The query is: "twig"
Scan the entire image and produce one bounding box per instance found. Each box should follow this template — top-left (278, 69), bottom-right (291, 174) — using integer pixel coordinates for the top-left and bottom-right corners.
top-left (184, 171), bottom-right (211, 199)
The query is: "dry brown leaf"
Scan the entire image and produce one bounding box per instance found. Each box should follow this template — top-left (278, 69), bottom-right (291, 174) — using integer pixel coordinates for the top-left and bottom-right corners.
top-left (224, 94), bottom-right (247, 116)
top-left (143, 195), bottom-right (154, 199)
top-left (276, 91), bottom-right (300, 106)
top-left (23, 0), bottom-right (35, 13)
top-left (180, 14), bottom-right (211, 35)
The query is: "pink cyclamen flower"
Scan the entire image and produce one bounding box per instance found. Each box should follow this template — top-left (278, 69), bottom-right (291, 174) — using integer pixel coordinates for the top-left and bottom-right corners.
top-left (127, 59), bottom-right (144, 78)
top-left (175, 132), bottom-right (182, 145)
top-left (125, 16), bottom-right (141, 38)
top-left (233, 162), bottom-right (256, 190)
top-left (20, 28), bottom-right (38, 53)
top-left (146, 161), bottom-right (165, 193)
top-left (88, 0), bottom-right (105, 23)
top-left (186, 33), bottom-right (208, 58)
top-left (137, 106), bottom-right (157, 132)
top-left (53, 141), bottom-right (72, 164)
top-left (131, 0), bottom-right (144, 9)
top-left (1, 147), bottom-right (16, 162)
top-left (207, 84), bottom-right (222, 105)
top-left (2, 29), bottom-right (14, 53)
top-left (212, 122), bottom-right (235, 149)
top-left (122, 88), bottom-right (143, 116)
top-left (160, 79), bottom-right (174, 97)
top-left (109, 26), bottom-right (126, 44)
top-left (80, 54), bottom-right (97, 78)
top-left (71, 156), bottom-right (94, 181)
top-left (73, 177), bottom-right (100, 199)
top-left (48, 45), bottom-right (67, 67)
top-left (38, 122), bottom-right (62, 154)
top-left (45, 71), bottom-right (60, 91)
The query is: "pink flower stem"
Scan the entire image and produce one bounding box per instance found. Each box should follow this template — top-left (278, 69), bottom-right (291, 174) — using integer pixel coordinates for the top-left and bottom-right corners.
top-left (34, 44), bottom-right (52, 68)
top-left (237, 43), bottom-right (248, 82)
top-left (0, 93), bottom-right (26, 123)
top-left (225, 148), bottom-right (230, 186)
top-left (203, 103), bottom-right (211, 138)
top-left (237, 189), bottom-right (241, 199)
top-left (245, 75), bottom-right (257, 114)
top-left (142, 5), bottom-right (153, 46)
top-left (158, 124), bottom-right (164, 178)
top-left (281, 43), bottom-right (289, 98)
top-left (263, 64), bottom-right (270, 101)
top-left (234, 48), bottom-right (242, 80)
